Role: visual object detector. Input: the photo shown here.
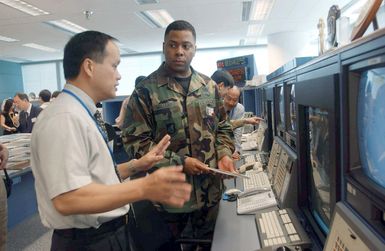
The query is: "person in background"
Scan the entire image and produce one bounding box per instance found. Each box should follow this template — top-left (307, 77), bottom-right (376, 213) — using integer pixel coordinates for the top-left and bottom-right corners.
top-left (223, 86), bottom-right (248, 159)
top-left (51, 90), bottom-right (61, 99)
top-left (210, 69), bottom-right (234, 98)
top-left (115, 75), bottom-right (146, 129)
top-left (13, 93), bottom-right (42, 133)
top-left (0, 99), bottom-right (17, 135)
top-left (31, 30), bottom-right (191, 250)
top-left (38, 89), bottom-right (51, 109)
top-left (0, 143), bottom-right (9, 251)
top-left (122, 20), bottom-right (235, 251)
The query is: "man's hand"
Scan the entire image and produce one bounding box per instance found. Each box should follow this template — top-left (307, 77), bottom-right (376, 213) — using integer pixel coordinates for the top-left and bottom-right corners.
top-left (0, 144), bottom-right (9, 170)
top-left (135, 134), bottom-right (171, 171)
top-left (184, 157), bottom-right (211, 175)
top-left (143, 166), bottom-right (192, 208)
top-left (218, 155), bottom-right (236, 173)
top-left (245, 116), bottom-right (263, 125)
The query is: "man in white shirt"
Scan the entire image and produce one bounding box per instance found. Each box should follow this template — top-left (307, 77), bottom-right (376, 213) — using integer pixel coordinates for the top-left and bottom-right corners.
top-left (31, 30), bottom-right (191, 250)
top-left (224, 86), bottom-right (262, 159)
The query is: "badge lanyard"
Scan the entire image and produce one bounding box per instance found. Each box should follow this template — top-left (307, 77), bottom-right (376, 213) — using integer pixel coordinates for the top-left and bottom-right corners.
top-left (62, 89), bottom-right (118, 169)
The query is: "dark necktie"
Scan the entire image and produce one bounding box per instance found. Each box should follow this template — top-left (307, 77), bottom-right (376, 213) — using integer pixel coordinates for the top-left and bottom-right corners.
top-left (94, 110), bottom-right (108, 137)
top-left (94, 110), bottom-right (121, 182)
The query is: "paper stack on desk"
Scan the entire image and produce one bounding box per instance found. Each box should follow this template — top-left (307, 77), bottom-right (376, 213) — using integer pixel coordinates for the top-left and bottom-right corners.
top-left (0, 133), bottom-right (31, 169)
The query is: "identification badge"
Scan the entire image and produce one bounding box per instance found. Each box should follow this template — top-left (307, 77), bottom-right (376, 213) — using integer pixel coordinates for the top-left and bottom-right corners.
top-left (31, 117), bottom-right (37, 123)
top-left (206, 106), bottom-right (214, 116)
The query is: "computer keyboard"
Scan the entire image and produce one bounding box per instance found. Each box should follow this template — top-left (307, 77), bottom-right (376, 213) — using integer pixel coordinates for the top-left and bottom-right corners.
top-left (243, 170), bottom-right (270, 190)
top-left (237, 191), bottom-right (277, 214)
top-left (244, 154), bottom-right (256, 163)
top-left (241, 141), bottom-right (258, 151)
top-left (255, 208), bottom-right (312, 249)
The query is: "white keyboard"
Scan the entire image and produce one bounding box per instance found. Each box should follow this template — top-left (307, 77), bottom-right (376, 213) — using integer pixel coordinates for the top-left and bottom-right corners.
top-left (241, 141), bottom-right (258, 151)
top-left (244, 154), bottom-right (256, 163)
top-left (237, 191), bottom-right (277, 214)
top-left (243, 170), bottom-right (271, 190)
top-left (255, 208), bottom-right (312, 249)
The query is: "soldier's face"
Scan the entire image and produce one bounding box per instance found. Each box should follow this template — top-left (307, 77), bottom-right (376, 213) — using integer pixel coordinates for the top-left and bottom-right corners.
top-left (91, 41), bottom-right (121, 102)
top-left (163, 30), bottom-right (196, 77)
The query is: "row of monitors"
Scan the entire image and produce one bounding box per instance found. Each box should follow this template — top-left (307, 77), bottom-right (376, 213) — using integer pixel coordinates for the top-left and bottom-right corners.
top-left (248, 41), bottom-right (385, 247)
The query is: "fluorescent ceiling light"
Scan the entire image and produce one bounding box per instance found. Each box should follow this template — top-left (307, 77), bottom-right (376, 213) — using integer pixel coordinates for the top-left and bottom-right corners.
top-left (250, 0), bottom-right (275, 21)
top-left (242, 1), bottom-right (252, 21)
top-left (134, 0), bottom-right (159, 5)
top-left (23, 43), bottom-right (57, 52)
top-left (136, 9), bottom-right (174, 28)
top-left (0, 0), bottom-right (49, 16)
top-left (45, 19), bottom-right (87, 34)
top-left (0, 35), bottom-right (19, 42)
top-left (247, 24), bottom-right (264, 36)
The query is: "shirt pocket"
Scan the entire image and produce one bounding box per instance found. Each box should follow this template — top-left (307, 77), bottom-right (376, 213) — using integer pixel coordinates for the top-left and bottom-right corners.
top-left (154, 103), bottom-right (184, 137)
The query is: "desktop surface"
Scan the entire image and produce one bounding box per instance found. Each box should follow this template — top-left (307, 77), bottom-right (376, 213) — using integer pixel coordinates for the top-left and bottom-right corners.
top-left (212, 179), bottom-right (261, 251)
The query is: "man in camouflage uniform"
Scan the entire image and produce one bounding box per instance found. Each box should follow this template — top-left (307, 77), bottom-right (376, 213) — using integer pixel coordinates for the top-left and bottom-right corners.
top-left (122, 20), bottom-right (235, 250)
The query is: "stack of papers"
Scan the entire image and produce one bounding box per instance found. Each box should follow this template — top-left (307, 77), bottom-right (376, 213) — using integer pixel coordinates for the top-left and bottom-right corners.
top-left (0, 133), bottom-right (31, 169)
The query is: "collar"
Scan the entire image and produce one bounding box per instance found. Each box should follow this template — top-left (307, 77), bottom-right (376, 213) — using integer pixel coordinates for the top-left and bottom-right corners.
top-left (156, 62), bottom-right (207, 94)
top-left (64, 83), bottom-right (97, 115)
top-left (26, 103), bottom-right (32, 115)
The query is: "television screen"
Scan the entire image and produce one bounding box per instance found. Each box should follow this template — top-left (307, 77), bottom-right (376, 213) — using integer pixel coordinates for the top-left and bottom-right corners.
top-left (357, 68), bottom-right (385, 188)
top-left (289, 84), bottom-right (297, 132)
top-left (276, 86), bottom-right (284, 129)
top-left (307, 106), bottom-right (331, 230)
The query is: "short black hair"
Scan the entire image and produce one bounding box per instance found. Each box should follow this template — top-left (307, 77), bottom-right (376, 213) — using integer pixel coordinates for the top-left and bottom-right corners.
top-left (63, 30), bottom-right (117, 80)
top-left (135, 75), bottom-right (146, 87)
top-left (211, 70), bottom-right (235, 88)
top-left (14, 92), bottom-right (29, 102)
top-left (165, 20), bottom-right (196, 41)
top-left (51, 91), bottom-right (61, 98)
top-left (3, 99), bottom-right (14, 113)
top-left (39, 89), bottom-right (51, 102)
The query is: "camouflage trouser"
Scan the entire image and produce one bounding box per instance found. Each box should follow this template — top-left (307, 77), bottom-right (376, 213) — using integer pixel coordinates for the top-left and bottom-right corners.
top-left (158, 203), bottom-right (220, 251)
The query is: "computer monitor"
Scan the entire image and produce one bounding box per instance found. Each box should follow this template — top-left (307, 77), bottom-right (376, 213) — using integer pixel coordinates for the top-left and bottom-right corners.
top-left (101, 95), bottom-right (128, 126)
top-left (296, 68), bottom-right (340, 246)
top-left (343, 54), bottom-right (385, 239)
top-left (287, 82), bottom-right (297, 134)
top-left (275, 84), bottom-right (285, 139)
top-left (216, 54), bottom-right (257, 87)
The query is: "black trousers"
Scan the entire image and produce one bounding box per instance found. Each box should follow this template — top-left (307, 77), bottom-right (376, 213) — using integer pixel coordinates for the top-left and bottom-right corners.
top-left (51, 214), bottom-right (132, 251)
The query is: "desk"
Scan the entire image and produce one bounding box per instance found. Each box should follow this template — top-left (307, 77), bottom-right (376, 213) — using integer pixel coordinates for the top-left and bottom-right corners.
top-left (212, 179), bottom-right (260, 251)
top-left (6, 167), bottom-right (38, 229)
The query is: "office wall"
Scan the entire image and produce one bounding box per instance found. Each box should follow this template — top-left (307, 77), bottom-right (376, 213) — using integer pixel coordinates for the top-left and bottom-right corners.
top-left (0, 60), bottom-right (23, 101)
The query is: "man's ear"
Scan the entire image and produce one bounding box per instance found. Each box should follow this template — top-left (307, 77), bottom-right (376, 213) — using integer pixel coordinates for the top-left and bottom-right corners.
top-left (217, 82), bottom-right (224, 90)
top-left (82, 58), bottom-right (94, 78)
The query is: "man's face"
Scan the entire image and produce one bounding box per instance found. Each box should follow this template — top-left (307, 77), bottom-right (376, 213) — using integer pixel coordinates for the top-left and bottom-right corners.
top-left (13, 96), bottom-right (28, 111)
top-left (91, 41), bottom-right (121, 102)
top-left (224, 88), bottom-right (240, 111)
top-left (163, 30), bottom-right (196, 77)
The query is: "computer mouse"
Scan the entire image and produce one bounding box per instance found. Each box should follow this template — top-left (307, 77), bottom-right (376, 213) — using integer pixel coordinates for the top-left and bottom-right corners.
top-left (224, 188), bottom-right (242, 196)
top-left (275, 246), bottom-right (292, 251)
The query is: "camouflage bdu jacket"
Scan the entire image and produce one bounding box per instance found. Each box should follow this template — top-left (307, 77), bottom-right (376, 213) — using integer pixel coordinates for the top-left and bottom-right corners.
top-left (122, 63), bottom-right (235, 212)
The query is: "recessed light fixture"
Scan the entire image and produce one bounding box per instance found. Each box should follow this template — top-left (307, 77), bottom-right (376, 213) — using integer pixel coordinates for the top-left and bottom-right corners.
top-left (136, 9), bottom-right (174, 28)
top-left (0, 35), bottom-right (19, 42)
top-left (247, 24), bottom-right (264, 36)
top-left (242, 0), bottom-right (275, 21)
top-left (0, 0), bottom-right (49, 16)
top-left (23, 43), bottom-right (57, 52)
top-left (134, 0), bottom-right (159, 4)
top-left (45, 19), bottom-right (87, 34)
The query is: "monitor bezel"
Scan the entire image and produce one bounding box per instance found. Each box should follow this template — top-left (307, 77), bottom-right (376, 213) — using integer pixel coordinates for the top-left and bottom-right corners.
top-left (296, 64), bottom-right (340, 245)
top-left (341, 52), bottom-right (385, 239)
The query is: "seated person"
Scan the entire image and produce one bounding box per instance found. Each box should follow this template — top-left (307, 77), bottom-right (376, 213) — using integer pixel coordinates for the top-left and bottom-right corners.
top-left (224, 86), bottom-right (262, 159)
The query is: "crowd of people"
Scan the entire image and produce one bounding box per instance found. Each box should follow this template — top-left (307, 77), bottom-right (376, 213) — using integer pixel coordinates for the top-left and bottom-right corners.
top-left (1, 20), bottom-right (262, 251)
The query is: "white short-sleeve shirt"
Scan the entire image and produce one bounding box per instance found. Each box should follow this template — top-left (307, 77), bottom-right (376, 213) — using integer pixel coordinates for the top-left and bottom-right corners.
top-left (31, 84), bottom-right (130, 229)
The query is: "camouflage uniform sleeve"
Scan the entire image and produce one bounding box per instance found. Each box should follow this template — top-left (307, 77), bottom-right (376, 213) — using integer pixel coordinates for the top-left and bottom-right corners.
top-left (230, 119), bottom-right (246, 129)
top-left (214, 85), bottom-right (235, 160)
top-left (121, 88), bottom-right (184, 167)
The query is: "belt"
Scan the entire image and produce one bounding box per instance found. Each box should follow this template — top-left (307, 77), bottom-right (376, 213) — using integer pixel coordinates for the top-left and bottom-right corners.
top-left (54, 213), bottom-right (129, 240)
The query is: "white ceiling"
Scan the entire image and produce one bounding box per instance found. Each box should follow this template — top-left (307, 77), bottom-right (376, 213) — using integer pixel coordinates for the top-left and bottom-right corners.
top-left (0, 0), bottom-right (351, 63)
